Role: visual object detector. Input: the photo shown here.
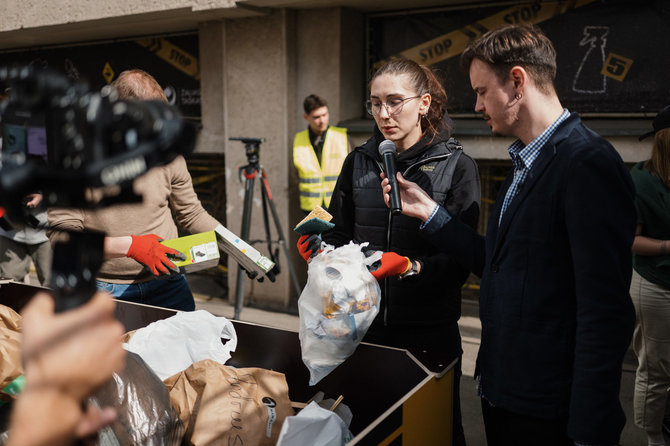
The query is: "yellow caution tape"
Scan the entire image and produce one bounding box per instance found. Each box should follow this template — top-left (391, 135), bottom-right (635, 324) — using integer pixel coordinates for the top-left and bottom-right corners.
top-left (374, 0), bottom-right (597, 69)
top-left (136, 38), bottom-right (200, 80)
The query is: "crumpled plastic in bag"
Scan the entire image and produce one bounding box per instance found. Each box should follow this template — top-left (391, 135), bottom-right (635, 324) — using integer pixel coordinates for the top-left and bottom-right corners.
top-left (92, 351), bottom-right (185, 446)
top-left (124, 310), bottom-right (237, 381)
top-left (298, 241), bottom-right (381, 385)
top-left (276, 401), bottom-right (353, 446)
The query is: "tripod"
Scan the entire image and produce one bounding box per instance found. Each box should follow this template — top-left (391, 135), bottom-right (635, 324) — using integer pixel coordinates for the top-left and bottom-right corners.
top-left (230, 137), bottom-right (301, 319)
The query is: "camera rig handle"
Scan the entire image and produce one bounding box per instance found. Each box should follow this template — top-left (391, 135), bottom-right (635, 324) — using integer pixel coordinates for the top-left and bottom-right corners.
top-left (49, 230), bottom-right (105, 312)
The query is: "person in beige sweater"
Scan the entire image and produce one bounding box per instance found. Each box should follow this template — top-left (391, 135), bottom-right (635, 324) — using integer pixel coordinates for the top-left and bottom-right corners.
top-left (48, 69), bottom-right (220, 311)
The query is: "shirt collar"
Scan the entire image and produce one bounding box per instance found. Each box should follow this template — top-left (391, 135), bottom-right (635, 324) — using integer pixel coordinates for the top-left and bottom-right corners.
top-left (507, 109), bottom-right (570, 171)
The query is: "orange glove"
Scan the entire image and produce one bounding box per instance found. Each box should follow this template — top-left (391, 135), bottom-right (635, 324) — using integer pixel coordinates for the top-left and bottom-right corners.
top-left (297, 234), bottom-right (322, 262)
top-left (368, 252), bottom-right (411, 281)
top-left (126, 234), bottom-right (186, 276)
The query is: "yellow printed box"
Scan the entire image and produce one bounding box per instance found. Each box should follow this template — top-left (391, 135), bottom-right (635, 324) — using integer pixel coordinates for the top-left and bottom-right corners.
top-left (159, 231), bottom-right (219, 274)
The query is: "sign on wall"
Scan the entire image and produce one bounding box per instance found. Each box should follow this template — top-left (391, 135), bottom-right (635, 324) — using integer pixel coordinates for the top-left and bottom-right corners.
top-left (0, 33), bottom-right (201, 118)
top-left (367, 0), bottom-right (669, 114)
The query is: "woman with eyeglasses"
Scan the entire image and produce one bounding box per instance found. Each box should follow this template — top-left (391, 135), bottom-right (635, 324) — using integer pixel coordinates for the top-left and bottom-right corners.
top-left (323, 58), bottom-right (480, 445)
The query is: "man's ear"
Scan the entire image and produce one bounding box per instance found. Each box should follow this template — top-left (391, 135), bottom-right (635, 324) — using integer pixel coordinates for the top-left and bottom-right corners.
top-left (510, 66), bottom-right (527, 91)
top-left (303, 113), bottom-right (308, 121)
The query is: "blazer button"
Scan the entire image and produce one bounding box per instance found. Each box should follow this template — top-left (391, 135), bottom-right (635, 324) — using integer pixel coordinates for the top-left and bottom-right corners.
top-left (490, 264), bottom-right (499, 273)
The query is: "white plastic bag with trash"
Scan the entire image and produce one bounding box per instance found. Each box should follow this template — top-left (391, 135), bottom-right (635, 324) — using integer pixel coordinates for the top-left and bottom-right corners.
top-left (298, 241), bottom-right (381, 385)
top-left (276, 401), bottom-right (353, 446)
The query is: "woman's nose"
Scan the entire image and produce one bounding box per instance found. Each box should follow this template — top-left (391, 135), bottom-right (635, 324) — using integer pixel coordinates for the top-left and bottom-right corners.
top-left (378, 103), bottom-right (391, 118)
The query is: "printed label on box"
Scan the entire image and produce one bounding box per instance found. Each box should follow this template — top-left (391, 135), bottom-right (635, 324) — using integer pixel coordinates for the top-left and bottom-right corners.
top-left (190, 242), bottom-right (218, 263)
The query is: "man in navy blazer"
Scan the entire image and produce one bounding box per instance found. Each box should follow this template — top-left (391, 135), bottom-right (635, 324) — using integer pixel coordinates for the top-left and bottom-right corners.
top-left (381, 24), bottom-right (636, 445)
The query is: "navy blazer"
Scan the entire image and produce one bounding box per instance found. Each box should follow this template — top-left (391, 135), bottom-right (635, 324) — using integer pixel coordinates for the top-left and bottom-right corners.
top-left (425, 113), bottom-right (636, 444)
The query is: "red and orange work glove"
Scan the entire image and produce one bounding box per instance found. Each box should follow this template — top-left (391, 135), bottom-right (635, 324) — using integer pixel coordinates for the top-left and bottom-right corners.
top-left (126, 234), bottom-right (187, 276)
top-left (368, 252), bottom-right (411, 281)
top-left (297, 234), bottom-right (322, 263)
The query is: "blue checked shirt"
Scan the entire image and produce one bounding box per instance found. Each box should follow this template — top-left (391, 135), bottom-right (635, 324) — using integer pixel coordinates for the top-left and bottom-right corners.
top-left (498, 109), bottom-right (570, 226)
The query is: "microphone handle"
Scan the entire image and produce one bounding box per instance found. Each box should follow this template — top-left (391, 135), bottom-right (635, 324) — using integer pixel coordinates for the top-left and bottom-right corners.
top-left (382, 153), bottom-right (402, 215)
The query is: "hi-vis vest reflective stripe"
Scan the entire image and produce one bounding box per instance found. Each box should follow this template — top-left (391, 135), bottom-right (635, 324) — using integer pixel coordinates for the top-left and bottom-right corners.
top-left (293, 126), bottom-right (348, 211)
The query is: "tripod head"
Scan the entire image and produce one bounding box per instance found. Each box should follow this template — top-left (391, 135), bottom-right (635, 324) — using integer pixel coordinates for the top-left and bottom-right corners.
top-left (229, 137), bottom-right (265, 166)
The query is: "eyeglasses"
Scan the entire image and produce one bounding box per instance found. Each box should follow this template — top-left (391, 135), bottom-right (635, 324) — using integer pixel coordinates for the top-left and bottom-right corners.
top-left (365, 96), bottom-right (421, 117)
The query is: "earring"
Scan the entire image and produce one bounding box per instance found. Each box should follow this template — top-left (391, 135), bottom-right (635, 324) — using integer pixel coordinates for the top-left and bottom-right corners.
top-left (515, 93), bottom-right (522, 101)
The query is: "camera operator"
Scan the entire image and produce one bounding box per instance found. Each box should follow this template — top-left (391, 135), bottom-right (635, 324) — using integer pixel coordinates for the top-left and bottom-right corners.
top-left (48, 69), bottom-right (222, 311)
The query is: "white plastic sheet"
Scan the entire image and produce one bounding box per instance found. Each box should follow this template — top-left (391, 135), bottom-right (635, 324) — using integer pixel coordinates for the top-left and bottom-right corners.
top-left (124, 309), bottom-right (237, 380)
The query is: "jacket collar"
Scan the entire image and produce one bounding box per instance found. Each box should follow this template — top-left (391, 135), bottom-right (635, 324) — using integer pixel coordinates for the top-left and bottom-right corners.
top-left (357, 127), bottom-right (457, 167)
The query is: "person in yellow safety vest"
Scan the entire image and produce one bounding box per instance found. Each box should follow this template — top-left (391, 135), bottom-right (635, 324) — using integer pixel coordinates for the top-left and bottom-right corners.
top-left (293, 94), bottom-right (349, 213)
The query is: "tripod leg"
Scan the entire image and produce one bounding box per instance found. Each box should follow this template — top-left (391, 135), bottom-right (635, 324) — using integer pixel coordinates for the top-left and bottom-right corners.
top-left (234, 169), bottom-right (256, 320)
top-left (260, 171), bottom-right (302, 297)
top-left (260, 185), bottom-right (277, 266)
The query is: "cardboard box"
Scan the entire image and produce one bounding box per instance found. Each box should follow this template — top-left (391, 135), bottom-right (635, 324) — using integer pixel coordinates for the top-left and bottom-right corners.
top-left (160, 231), bottom-right (220, 274)
top-left (213, 225), bottom-right (275, 278)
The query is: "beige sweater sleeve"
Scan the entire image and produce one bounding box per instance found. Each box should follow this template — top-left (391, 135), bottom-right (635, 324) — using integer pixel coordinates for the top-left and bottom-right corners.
top-left (167, 156), bottom-right (220, 233)
top-left (47, 207), bottom-right (85, 244)
top-left (46, 156), bottom-right (220, 283)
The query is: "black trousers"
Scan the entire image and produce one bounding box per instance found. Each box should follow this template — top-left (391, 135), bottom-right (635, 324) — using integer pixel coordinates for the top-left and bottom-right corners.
top-left (480, 398), bottom-right (572, 446)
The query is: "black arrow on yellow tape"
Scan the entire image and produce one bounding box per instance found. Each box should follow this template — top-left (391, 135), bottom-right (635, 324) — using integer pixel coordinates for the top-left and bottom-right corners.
top-left (147, 38), bottom-right (162, 53)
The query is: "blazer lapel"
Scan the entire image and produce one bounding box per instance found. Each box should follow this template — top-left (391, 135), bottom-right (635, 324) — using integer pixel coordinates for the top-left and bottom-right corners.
top-left (491, 112), bottom-right (579, 259)
top-left (493, 141), bottom-right (558, 254)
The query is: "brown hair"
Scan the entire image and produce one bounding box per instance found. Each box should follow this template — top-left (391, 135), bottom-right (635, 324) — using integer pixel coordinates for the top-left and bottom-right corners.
top-left (460, 24), bottom-right (557, 94)
top-left (303, 94), bottom-right (328, 114)
top-left (646, 128), bottom-right (670, 189)
top-left (370, 58), bottom-right (450, 139)
top-left (111, 69), bottom-right (167, 102)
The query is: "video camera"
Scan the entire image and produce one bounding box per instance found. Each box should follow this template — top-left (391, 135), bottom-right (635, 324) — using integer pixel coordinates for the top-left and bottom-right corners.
top-left (0, 65), bottom-right (197, 310)
top-left (0, 65), bottom-right (196, 226)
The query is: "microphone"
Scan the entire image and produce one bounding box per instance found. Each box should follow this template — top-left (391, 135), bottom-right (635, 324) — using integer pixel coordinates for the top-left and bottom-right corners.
top-left (378, 140), bottom-right (402, 215)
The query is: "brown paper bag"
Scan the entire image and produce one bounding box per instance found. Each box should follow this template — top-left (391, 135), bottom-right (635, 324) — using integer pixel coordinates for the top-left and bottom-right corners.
top-left (0, 305), bottom-right (23, 401)
top-left (164, 360), bottom-right (294, 446)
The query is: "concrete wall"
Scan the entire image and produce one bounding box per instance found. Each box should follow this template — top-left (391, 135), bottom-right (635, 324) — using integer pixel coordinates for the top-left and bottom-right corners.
top-left (1, 1), bottom-right (235, 29)
top-left (294, 8), bottom-right (364, 129)
top-left (286, 8), bottom-right (366, 301)
top-left (198, 21), bottom-right (227, 154)
top-left (214, 9), bottom-right (298, 309)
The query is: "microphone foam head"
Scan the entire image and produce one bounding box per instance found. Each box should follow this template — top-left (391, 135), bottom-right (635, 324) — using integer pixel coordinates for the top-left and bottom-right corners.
top-left (378, 139), bottom-right (397, 156)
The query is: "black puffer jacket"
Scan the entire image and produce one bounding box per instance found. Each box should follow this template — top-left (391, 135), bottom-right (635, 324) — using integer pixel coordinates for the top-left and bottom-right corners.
top-left (324, 129), bottom-right (480, 345)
